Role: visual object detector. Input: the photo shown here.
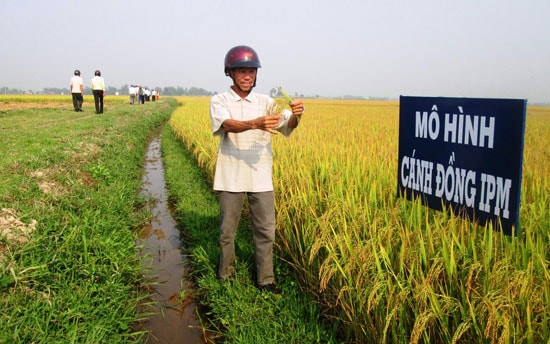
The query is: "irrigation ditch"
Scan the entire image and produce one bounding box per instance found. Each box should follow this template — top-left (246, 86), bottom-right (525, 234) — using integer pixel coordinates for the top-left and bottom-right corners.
top-left (137, 132), bottom-right (208, 343)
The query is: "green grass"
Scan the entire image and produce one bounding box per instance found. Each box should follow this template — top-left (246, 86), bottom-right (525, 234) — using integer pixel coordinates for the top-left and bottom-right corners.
top-left (0, 98), bottom-right (177, 343)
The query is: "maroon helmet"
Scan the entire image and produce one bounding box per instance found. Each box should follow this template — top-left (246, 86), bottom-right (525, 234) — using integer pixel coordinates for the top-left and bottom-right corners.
top-left (224, 45), bottom-right (261, 76)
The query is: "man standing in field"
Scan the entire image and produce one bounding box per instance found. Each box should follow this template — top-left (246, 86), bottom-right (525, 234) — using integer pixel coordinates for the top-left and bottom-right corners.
top-left (70, 70), bottom-right (83, 112)
top-left (91, 70), bottom-right (106, 114)
top-left (209, 45), bottom-right (305, 294)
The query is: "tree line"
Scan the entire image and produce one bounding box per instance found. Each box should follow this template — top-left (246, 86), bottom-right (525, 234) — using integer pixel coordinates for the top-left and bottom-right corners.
top-left (0, 85), bottom-right (215, 96)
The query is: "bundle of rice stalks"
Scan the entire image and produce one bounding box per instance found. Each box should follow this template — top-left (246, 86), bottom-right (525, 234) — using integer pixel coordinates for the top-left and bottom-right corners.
top-left (268, 86), bottom-right (292, 116)
top-left (268, 98), bottom-right (290, 116)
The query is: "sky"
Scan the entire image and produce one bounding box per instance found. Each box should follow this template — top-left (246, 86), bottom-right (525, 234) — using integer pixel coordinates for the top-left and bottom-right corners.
top-left (1, 0), bottom-right (549, 103)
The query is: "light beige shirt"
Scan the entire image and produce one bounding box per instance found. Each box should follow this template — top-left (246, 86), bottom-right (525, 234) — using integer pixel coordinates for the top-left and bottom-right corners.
top-left (91, 76), bottom-right (106, 91)
top-left (210, 88), bottom-right (294, 192)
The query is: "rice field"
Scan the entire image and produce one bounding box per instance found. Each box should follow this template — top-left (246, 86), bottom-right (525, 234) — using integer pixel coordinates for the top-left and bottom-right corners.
top-left (169, 96), bottom-right (549, 343)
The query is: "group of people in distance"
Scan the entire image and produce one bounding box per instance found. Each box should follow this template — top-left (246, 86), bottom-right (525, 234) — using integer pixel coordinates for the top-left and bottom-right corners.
top-left (128, 85), bottom-right (159, 105)
top-left (69, 70), bottom-right (160, 112)
top-left (69, 69), bottom-right (106, 114)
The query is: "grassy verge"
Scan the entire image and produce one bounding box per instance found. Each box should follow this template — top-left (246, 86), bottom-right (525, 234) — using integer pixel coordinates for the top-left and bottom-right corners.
top-left (0, 98), bottom-right (177, 343)
top-left (162, 121), bottom-right (341, 343)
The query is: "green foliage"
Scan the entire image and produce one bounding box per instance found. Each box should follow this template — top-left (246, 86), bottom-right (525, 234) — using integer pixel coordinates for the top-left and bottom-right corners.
top-left (88, 163), bottom-right (113, 185)
top-left (0, 97), bottom-right (178, 343)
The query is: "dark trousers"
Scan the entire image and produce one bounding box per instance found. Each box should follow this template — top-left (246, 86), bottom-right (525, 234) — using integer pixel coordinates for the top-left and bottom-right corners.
top-left (71, 93), bottom-right (83, 111)
top-left (217, 191), bottom-right (276, 286)
top-left (92, 90), bottom-right (104, 114)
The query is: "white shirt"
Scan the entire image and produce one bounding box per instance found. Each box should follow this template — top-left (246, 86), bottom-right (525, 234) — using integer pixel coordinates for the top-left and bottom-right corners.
top-left (209, 88), bottom-right (294, 192)
top-left (70, 75), bottom-right (83, 93)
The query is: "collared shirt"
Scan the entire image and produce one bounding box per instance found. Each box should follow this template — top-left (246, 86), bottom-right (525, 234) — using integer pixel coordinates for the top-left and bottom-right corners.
top-left (91, 76), bottom-right (106, 91)
top-left (70, 76), bottom-right (83, 93)
top-left (209, 88), bottom-right (294, 192)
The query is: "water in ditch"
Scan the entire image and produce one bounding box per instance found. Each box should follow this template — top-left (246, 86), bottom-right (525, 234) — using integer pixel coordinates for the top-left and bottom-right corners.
top-left (137, 133), bottom-right (208, 343)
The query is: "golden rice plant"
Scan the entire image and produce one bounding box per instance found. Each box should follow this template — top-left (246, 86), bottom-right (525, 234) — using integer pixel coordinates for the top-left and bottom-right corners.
top-left (169, 97), bottom-right (217, 183)
top-left (169, 96), bottom-right (550, 343)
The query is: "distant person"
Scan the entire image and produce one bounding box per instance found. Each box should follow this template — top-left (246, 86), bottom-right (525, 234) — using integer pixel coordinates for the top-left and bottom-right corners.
top-left (151, 88), bottom-right (156, 102)
top-left (70, 70), bottom-right (83, 112)
top-left (129, 85), bottom-right (138, 104)
top-left (209, 45), bottom-right (305, 294)
top-left (138, 86), bottom-right (145, 104)
top-left (91, 70), bottom-right (106, 114)
top-left (144, 87), bottom-right (151, 102)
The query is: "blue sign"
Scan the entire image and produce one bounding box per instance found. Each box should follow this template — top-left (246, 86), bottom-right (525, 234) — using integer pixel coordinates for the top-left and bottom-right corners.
top-left (397, 96), bottom-right (527, 236)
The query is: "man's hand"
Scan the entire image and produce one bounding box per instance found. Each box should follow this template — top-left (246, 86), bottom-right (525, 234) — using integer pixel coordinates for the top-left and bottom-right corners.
top-left (289, 99), bottom-right (305, 116)
top-left (288, 99), bottom-right (305, 128)
top-left (255, 115), bottom-right (281, 134)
